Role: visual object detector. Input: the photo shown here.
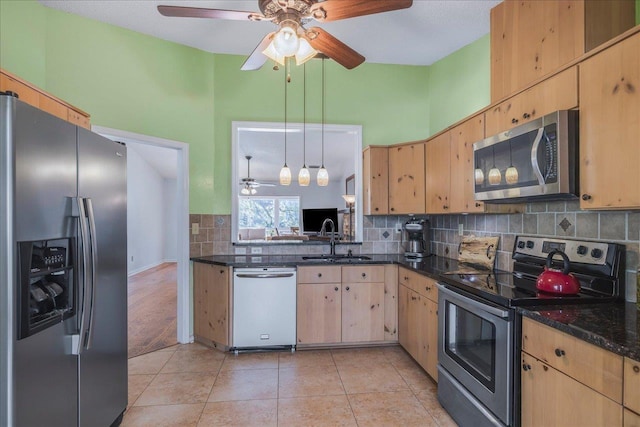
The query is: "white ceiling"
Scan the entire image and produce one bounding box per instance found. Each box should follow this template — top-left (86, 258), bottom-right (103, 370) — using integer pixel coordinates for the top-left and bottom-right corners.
top-left (39, 0), bottom-right (500, 66)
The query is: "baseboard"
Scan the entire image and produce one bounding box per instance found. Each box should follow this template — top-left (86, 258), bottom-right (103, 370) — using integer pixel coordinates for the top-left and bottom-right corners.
top-left (128, 261), bottom-right (164, 277)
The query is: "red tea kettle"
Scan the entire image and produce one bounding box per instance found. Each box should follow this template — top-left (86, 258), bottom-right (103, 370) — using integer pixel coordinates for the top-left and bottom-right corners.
top-left (536, 249), bottom-right (581, 295)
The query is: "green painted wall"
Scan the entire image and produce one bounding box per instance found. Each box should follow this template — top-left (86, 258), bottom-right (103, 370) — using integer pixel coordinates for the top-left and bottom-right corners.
top-left (212, 55), bottom-right (429, 213)
top-left (427, 35), bottom-right (491, 135)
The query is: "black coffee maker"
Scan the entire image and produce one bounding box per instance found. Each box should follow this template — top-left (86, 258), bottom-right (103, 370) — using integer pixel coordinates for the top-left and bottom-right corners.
top-left (402, 217), bottom-right (430, 258)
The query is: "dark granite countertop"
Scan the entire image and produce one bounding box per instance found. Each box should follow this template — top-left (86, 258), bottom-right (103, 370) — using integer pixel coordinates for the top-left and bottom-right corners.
top-left (518, 303), bottom-right (640, 361)
top-left (190, 253), bottom-right (460, 281)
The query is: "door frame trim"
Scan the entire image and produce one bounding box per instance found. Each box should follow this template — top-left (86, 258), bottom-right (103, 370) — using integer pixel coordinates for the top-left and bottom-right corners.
top-left (92, 125), bottom-right (191, 344)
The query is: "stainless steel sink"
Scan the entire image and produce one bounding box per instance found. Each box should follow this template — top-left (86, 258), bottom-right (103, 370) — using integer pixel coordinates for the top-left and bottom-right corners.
top-left (301, 255), bottom-right (372, 263)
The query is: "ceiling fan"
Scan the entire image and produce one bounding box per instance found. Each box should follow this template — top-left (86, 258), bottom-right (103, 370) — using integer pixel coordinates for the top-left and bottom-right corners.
top-left (240, 155), bottom-right (275, 194)
top-left (158, 0), bottom-right (413, 70)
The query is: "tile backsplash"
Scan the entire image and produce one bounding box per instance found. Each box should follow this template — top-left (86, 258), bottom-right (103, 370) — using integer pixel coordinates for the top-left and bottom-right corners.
top-left (189, 202), bottom-right (639, 302)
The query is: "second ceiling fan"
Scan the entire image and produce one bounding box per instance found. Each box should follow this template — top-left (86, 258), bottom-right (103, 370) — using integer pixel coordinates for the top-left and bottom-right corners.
top-left (158, 0), bottom-right (413, 71)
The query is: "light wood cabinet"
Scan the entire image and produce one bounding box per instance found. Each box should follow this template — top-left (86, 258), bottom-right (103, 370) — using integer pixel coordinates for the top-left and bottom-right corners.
top-left (624, 357), bottom-right (640, 415)
top-left (490, 0), bottom-right (635, 102)
top-left (342, 281), bottom-right (384, 342)
top-left (397, 267), bottom-right (438, 381)
top-left (363, 146), bottom-right (389, 215)
top-left (578, 32), bottom-right (640, 209)
top-left (485, 66), bottom-right (578, 136)
top-left (522, 317), bottom-right (623, 402)
top-left (383, 264), bottom-right (398, 342)
top-left (425, 132), bottom-right (451, 214)
top-left (521, 351), bottom-right (623, 427)
top-left (449, 114), bottom-right (486, 213)
top-left (0, 68), bottom-right (91, 129)
top-left (388, 142), bottom-right (426, 214)
top-left (297, 282), bottom-right (342, 345)
top-left (625, 409), bottom-right (640, 427)
top-left (193, 263), bottom-right (230, 347)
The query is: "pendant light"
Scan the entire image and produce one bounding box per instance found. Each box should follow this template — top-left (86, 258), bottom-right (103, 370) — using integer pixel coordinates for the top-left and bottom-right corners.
top-left (298, 62), bottom-right (310, 186)
top-left (505, 141), bottom-right (519, 185)
top-left (279, 62), bottom-right (291, 185)
top-left (317, 58), bottom-right (329, 186)
top-left (488, 145), bottom-right (502, 186)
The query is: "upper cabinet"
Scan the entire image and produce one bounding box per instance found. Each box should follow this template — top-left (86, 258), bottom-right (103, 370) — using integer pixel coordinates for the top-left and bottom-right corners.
top-left (0, 69), bottom-right (91, 129)
top-left (363, 146), bottom-right (389, 215)
top-left (425, 132), bottom-right (451, 214)
top-left (491, 0), bottom-right (635, 102)
top-left (485, 66), bottom-right (578, 136)
top-left (388, 142), bottom-right (426, 214)
top-left (579, 32), bottom-right (640, 209)
top-left (449, 114), bottom-right (486, 213)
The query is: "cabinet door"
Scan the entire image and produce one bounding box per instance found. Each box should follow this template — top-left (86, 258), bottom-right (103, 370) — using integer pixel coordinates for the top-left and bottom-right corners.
top-left (579, 33), bottom-right (640, 209)
top-left (388, 143), bottom-right (426, 214)
top-left (342, 282), bottom-right (384, 343)
top-left (625, 357), bottom-right (640, 414)
top-left (625, 409), bottom-right (640, 427)
top-left (425, 132), bottom-right (451, 214)
top-left (413, 292), bottom-right (430, 372)
top-left (296, 283), bottom-right (341, 344)
top-left (450, 114), bottom-right (485, 213)
top-left (398, 284), bottom-right (411, 352)
top-left (363, 146), bottom-right (389, 215)
top-left (521, 352), bottom-right (623, 427)
top-left (193, 264), bottom-right (229, 346)
top-left (426, 299), bottom-right (438, 382)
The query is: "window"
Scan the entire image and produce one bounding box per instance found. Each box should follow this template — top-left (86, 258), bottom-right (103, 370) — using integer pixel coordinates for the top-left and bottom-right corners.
top-left (238, 196), bottom-right (300, 236)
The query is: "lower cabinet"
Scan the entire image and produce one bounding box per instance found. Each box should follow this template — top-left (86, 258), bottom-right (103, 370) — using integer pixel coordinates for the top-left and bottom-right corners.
top-left (296, 265), bottom-right (396, 346)
top-left (193, 263), bottom-right (230, 348)
top-left (397, 267), bottom-right (438, 381)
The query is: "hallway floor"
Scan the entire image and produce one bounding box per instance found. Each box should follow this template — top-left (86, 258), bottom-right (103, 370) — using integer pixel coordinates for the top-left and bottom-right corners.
top-left (123, 343), bottom-right (457, 426)
top-left (128, 263), bottom-right (177, 358)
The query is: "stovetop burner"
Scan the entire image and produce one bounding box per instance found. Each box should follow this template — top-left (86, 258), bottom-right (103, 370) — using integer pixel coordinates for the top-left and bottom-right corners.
top-left (439, 236), bottom-right (625, 308)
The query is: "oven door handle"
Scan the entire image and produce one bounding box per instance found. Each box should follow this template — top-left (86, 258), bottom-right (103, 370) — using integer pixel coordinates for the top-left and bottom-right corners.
top-left (437, 283), bottom-right (511, 319)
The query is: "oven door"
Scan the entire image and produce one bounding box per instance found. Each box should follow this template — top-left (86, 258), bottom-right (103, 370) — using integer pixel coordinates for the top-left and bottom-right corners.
top-left (438, 283), bottom-right (513, 425)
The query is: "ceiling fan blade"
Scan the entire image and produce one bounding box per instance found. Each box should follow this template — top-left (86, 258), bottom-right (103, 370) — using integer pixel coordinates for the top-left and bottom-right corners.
top-left (310, 0), bottom-right (412, 22)
top-left (241, 32), bottom-right (275, 71)
top-left (306, 28), bottom-right (365, 69)
top-left (157, 5), bottom-right (260, 21)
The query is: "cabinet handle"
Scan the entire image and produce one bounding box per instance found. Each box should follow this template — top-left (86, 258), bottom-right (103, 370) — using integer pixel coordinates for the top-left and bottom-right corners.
top-left (375, 207), bottom-right (379, 211)
top-left (581, 194), bottom-right (592, 201)
top-left (411, 296), bottom-right (417, 301)
top-left (443, 205), bottom-right (448, 210)
top-left (511, 118), bottom-right (519, 124)
top-left (425, 286), bottom-right (431, 291)
top-left (334, 287), bottom-right (339, 292)
top-left (633, 365), bottom-right (640, 374)
top-left (522, 364), bottom-right (532, 371)
top-left (554, 348), bottom-right (565, 357)
top-left (390, 207), bottom-right (395, 212)
top-left (318, 273), bottom-right (322, 278)
top-left (219, 270), bottom-right (224, 274)
top-left (345, 286), bottom-right (350, 291)
top-left (475, 202), bottom-right (481, 207)
top-left (404, 276), bottom-right (408, 281)
top-left (523, 113), bottom-right (531, 119)
top-left (361, 273), bottom-right (366, 278)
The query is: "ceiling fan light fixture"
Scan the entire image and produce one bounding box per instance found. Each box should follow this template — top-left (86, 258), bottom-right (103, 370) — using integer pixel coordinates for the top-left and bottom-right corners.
top-left (263, 41), bottom-right (286, 66)
top-left (295, 37), bottom-right (317, 65)
top-left (273, 25), bottom-right (299, 57)
top-left (317, 166), bottom-right (329, 186)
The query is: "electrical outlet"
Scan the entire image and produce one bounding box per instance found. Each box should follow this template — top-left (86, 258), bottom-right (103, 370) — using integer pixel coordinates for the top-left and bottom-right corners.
top-left (192, 223), bottom-right (199, 234)
top-left (251, 247), bottom-right (263, 254)
top-left (395, 222), bottom-right (402, 233)
top-left (234, 247), bottom-right (247, 255)
top-left (458, 223), bottom-right (464, 236)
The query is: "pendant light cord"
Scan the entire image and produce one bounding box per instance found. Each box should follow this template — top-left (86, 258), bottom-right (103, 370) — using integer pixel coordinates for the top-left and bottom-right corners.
top-left (303, 62), bottom-right (306, 168)
top-left (321, 58), bottom-right (325, 168)
top-left (284, 61), bottom-right (288, 166)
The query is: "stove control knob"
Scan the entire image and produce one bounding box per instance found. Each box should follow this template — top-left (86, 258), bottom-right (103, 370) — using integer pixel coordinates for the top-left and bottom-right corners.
top-left (526, 240), bottom-right (535, 249)
top-left (591, 248), bottom-right (603, 259)
top-left (577, 245), bottom-right (588, 256)
top-left (517, 241), bottom-right (525, 249)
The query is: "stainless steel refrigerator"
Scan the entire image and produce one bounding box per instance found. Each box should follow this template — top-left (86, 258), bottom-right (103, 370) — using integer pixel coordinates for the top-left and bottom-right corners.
top-left (0, 93), bottom-right (128, 426)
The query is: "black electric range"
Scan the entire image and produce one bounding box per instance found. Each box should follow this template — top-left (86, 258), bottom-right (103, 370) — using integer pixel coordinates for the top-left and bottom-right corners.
top-left (438, 235), bottom-right (626, 308)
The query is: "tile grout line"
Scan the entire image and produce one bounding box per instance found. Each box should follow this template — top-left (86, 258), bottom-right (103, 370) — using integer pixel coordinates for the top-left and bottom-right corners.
top-left (330, 349), bottom-right (361, 426)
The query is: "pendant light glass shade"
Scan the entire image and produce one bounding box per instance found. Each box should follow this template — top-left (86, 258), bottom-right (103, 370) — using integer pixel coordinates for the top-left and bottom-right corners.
top-left (298, 167), bottom-right (310, 186)
top-left (295, 38), bottom-right (317, 65)
top-left (474, 168), bottom-right (485, 185)
top-left (505, 166), bottom-right (519, 184)
top-left (279, 165), bottom-right (291, 185)
top-left (488, 167), bottom-right (502, 185)
top-left (317, 167), bottom-right (329, 186)
top-left (273, 26), bottom-right (299, 57)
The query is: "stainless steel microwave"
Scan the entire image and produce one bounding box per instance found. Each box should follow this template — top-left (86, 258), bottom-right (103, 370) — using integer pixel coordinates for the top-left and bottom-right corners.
top-left (473, 110), bottom-right (578, 202)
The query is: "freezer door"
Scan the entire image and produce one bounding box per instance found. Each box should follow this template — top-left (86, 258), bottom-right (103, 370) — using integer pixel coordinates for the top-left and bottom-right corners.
top-left (10, 98), bottom-right (79, 427)
top-left (77, 128), bottom-right (127, 426)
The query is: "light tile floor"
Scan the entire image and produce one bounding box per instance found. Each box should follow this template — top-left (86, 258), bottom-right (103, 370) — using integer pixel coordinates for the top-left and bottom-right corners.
top-left (123, 343), bottom-right (458, 427)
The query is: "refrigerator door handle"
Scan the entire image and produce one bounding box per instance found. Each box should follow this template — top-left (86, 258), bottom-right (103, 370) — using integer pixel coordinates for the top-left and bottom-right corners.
top-left (72, 197), bottom-right (90, 355)
top-left (84, 197), bottom-right (98, 350)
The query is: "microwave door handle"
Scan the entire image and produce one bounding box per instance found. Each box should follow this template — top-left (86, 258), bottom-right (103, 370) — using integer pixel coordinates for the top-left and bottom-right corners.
top-left (530, 128), bottom-right (545, 185)
top-left (72, 197), bottom-right (90, 355)
top-left (84, 198), bottom-right (98, 350)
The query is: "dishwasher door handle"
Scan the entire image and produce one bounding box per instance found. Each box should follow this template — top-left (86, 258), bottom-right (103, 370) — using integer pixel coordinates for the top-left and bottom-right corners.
top-left (235, 273), bottom-right (295, 279)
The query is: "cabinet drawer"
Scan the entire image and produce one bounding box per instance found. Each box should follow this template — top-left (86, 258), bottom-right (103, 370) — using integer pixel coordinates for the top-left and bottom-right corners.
top-left (342, 265), bottom-right (384, 283)
top-left (625, 357), bottom-right (640, 414)
top-left (398, 267), bottom-right (438, 301)
top-left (297, 266), bottom-right (341, 284)
top-left (522, 318), bottom-right (623, 403)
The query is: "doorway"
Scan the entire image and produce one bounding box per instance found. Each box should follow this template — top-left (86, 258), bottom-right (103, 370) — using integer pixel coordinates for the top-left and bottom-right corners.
top-left (93, 126), bottom-right (191, 354)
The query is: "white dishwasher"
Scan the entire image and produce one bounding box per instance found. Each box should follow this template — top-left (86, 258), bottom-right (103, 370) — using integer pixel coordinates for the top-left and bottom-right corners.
top-left (232, 267), bottom-right (297, 350)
